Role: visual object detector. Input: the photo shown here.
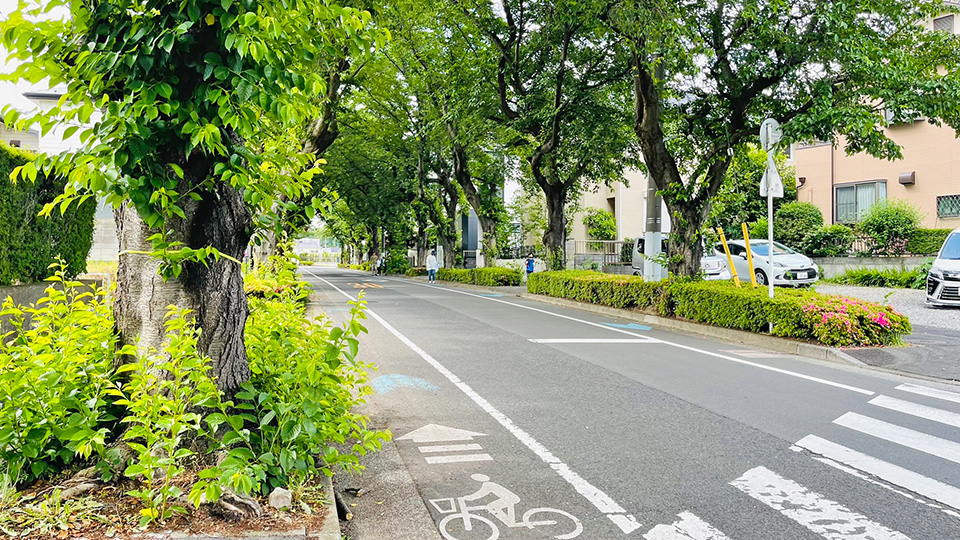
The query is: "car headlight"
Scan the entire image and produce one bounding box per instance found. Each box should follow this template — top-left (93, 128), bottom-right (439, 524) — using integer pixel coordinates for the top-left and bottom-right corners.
top-left (773, 261), bottom-right (786, 267)
top-left (929, 266), bottom-right (943, 279)
top-left (703, 260), bottom-right (722, 271)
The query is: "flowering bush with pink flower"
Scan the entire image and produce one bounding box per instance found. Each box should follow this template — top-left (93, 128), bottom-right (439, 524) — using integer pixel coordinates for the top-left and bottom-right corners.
top-left (529, 272), bottom-right (910, 347)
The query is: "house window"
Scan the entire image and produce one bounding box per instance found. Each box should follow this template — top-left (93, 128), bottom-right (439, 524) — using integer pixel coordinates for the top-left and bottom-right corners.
top-left (938, 194), bottom-right (960, 219)
top-left (9, 140), bottom-right (20, 148)
top-left (934, 15), bottom-right (955, 33)
top-left (835, 181), bottom-right (887, 223)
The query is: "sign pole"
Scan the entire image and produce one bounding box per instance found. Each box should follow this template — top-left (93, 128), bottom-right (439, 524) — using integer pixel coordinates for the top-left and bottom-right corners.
top-left (767, 189), bottom-right (774, 298)
top-left (759, 118), bottom-right (783, 299)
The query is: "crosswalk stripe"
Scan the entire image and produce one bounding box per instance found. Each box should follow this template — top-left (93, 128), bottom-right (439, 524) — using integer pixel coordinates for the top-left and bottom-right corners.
top-left (795, 435), bottom-right (960, 511)
top-left (869, 395), bottom-right (960, 429)
top-left (731, 466), bottom-right (911, 540)
top-left (834, 412), bottom-right (960, 465)
top-left (895, 383), bottom-right (960, 405)
top-left (643, 511), bottom-right (731, 540)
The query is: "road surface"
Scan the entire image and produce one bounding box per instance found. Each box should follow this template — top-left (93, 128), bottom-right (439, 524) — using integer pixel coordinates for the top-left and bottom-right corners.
top-left (302, 268), bottom-right (960, 540)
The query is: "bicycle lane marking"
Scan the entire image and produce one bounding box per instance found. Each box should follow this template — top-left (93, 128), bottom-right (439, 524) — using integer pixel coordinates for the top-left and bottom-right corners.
top-left (307, 271), bottom-right (642, 535)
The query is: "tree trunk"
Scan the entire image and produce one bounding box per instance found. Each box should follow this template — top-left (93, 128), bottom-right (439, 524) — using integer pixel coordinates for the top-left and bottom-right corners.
top-left (249, 228), bottom-right (277, 267)
top-left (541, 184), bottom-right (567, 269)
top-left (666, 208), bottom-right (705, 278)
top-left (478, 216), bottom-right (498, 266)
top-left (114, 183), bottom-right (253, 395)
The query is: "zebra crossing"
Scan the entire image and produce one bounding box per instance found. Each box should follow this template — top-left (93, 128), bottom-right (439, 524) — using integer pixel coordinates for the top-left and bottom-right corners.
top-left (642, 383), bottom-right (960, 539)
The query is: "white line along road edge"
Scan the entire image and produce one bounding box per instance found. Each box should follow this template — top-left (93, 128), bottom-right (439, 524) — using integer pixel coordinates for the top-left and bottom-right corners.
top-left (394, 276), bottom-right (874, 396)
top-left (307, 272), bottom-right (642, 535)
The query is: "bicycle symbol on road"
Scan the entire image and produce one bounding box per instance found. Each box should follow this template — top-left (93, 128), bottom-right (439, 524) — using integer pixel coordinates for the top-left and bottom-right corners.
top-left (429, 474), bottom-right (583, 540)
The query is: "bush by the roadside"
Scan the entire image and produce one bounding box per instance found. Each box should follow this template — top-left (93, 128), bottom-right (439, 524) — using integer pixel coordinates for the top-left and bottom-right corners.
top-left (437, 267), bottom-right (522, 286)
top-left (406, 267), bottom-right (428, 276)
top-left (906, 228), bottom-right (952, 255)
top-left (826, 266), bottom-right (928, 289)
top-left (338, 262), bottom-right (371, 271)
top-left (857, 200), bottom-right (921, 256)
top-left (244, 255), bottom-right (308, 302)
top-left (774, 201), bottom-right (823, 249)
top-left (802, 225), bottom-right (855, 257)
top-left (527, 271), bottom-right (909, 347)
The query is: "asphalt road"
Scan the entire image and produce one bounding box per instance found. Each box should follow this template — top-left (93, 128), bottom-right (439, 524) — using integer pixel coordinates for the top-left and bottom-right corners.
top-left (302, 268), bottom-right (960, 540)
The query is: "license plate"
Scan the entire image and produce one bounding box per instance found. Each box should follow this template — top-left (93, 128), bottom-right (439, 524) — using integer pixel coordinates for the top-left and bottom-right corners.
top-left (797, 272), bottom-right (808, 279)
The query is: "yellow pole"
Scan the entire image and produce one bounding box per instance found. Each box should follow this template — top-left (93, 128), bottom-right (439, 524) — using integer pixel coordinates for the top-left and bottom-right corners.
top-left (716, 228), bottom-right (741, 287)
top-left (742, 223), bottom-right (758, 287)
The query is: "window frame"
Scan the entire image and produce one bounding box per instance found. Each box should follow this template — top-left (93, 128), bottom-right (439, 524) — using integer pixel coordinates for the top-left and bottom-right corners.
top-left (934, 14), bottom-right (955, 33)
top-left (834, 179), bottom-right (887, 224)
top-left (937, 194), bottom-right (960, 219)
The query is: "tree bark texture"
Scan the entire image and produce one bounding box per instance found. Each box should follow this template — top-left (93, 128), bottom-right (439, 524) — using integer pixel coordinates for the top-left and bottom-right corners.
top-left (541, 182), bottom-right (567, 266)
top-left (115, 182), bottom-right (253, 395)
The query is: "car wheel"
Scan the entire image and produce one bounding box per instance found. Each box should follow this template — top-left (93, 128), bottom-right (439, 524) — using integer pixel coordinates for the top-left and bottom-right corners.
top-left (755, 269), bottom-right (768, 286)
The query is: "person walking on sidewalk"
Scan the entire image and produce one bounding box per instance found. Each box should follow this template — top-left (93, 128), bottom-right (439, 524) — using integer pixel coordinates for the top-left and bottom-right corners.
top-left (426, 250), bottom-right (439, 284)
top-left (525, 253), bottom-right (535, 281)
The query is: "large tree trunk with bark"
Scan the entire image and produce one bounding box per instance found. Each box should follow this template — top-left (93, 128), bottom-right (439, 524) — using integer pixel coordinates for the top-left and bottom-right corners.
top-left (540, 182), bottom-right (567, 269)
top-left (115, 182), bottom-right (253, 395)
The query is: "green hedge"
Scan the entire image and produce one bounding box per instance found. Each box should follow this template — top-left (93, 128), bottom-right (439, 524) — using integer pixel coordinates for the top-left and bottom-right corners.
top-left (527, 270), bottom-right (909, 347)
top-left (405, 267), bottom-right (428, 276)
top-left (0, 142), bottom-right (95, 285)
top-left (826, 267), bottom-right (927, 289)
top-left (437, 267), bottom-right (522, 286)
top-left (906, 228), bottom-right (952, 255)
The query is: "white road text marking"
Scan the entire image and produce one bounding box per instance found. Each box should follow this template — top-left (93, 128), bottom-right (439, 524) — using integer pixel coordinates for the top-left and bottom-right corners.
top-left (419, 444), bottom-right (484, 453)
top-left (425, 454), bottom-right (494, 464)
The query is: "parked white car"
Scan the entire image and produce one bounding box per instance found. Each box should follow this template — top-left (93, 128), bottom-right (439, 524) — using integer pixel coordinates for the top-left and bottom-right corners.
top-left (926, 227), bottom-right (960, 307)
top-left (717, 239), bottom-right (819, 287)
top-left (632, 237), bottom-right (732, 280)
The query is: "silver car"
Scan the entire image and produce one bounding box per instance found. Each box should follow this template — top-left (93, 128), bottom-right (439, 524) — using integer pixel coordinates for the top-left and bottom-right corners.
top-left (718, 240), bottom-right (819, 287)
top-left (926, 228), bottom-right (960, 306)
top-left (632, 237), bottom-right (732, 280)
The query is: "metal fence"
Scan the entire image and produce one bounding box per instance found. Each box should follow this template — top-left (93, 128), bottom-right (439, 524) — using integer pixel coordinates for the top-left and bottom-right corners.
top-left (572, 240), bottom-right (628, 268)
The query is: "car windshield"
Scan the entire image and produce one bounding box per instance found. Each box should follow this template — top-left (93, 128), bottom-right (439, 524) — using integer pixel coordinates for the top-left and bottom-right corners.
top-left (941, 233), bottom-right (960, 260)
top-left (748, 241), bottom-right (796, 257)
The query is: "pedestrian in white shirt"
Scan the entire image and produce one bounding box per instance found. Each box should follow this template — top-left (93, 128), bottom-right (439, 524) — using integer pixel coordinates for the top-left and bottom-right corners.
top-left (426, 250), bottom-right (439, 284)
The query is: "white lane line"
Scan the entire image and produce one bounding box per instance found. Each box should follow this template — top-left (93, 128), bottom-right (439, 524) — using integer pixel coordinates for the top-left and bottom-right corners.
top-left (731, 466), bottom-right (911, 540)
top-left (306, 271), bottom-right (641, 535)
top-left (390, 277), bottom-right (875, 396)
top-left (869, 395), bottom-right (960, 429)
top-left (795, 434), bottom-right (960, 511)
top-left (529, 338), bottom-right (657, 344)
top-left (896, 383), bottom-right (960, 405)
top-left (418, 444), bottom-right (483, 453)
top-left (424, 454), bottom-right (494, 464)
top-left (834, 412), bottom-right (960, 465)
top-left (643, 511), bottom-right (731, 539)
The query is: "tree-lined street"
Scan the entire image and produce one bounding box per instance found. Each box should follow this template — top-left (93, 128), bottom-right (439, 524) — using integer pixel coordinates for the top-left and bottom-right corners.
top-left (305, 268), bottom-right (960, 539)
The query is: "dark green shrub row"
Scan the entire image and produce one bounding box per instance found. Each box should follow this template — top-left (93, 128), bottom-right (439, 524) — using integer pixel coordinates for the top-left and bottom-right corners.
top-left (0, 142), bottom-right (95, 285)
top-left (527, 271), bottom-right (910, 347)
top-left (338, 262), bottom-right (371, 271)
top-left (437, 267), bottom-right (522, 286)
top-left (827, 266), bottom-right (928, 289)
top-left (905, 229), bottom-right (952, 255)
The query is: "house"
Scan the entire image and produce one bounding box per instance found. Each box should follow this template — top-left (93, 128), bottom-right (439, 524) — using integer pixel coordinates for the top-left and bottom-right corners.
top-left (794, 11), bottom-right (960, 229)
top-left (0, 122), bottom-right (40, 150)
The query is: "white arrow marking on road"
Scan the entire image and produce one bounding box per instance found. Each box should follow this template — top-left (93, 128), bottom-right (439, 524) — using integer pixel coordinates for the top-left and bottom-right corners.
top-left (398, 424), bottom-right (487, 443)
top-left (643, 512), bottom-right (731, 540)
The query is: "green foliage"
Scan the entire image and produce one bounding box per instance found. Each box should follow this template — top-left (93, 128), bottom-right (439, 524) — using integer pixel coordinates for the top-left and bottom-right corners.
top-left (582, 208), bottom-right (617, 241)
top-left (383, 248), bottom-right (411, 275)
top-left (528, 271), bottom-right (910, 347)
top-left (906, 228), bottom-right (953, 255)
top-left (802, 225), bottom-right (856, 257)
top-left (0, 143), bottom-right (95, 285)
top-left (2, 0), bottom-right (386, 277)
top-left (856, 200), bottom-right (922, 256)
top-left (111, 307), bottom-right (221, 527)
top-left (620, 238), bottom-right (633, 263)
top-left (709, 146), bottom-right (797, 236)
top-left (194, 293), bottom-right (390, 501)
top-left (827, 267), bottom-right (927, 290)
top-left (244, 255), bottom-right (308, 302)
top-left (748, 219), bottom-right (768, 240)
top-left (774, 202), bottom-right (823, 249)
top-left (405, 267), bottom-right (428, 277)
top-left (437, 267), bottom-right (522, 286)
top-left (0, 265), bottom-right (119, 484)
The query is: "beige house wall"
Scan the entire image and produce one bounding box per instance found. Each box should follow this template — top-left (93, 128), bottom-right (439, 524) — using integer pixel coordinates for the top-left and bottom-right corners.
top-left (568, 168), bottom-right (664, 242)
top-left (0, 125), bottom-right (40, 151)
top-left (795, 120), bottom-right (960, 229)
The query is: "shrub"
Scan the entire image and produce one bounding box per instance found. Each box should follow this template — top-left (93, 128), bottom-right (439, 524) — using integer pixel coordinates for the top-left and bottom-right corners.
top-left (774, 201), bottom-right (823, 249)
top-left (406, 267), bottom-right (428, 276)
top-left (802, 225), bottom-right (855, 257)
top-left (383, 248), bottom-right (410, 275)
top-left (582, 208), bottom-right (616, 240)
top-left (857, 200), bottom-right (922, 256)
top-left (748, 218), bottom-right (768, 240)
top-left (620, 238), bottom-right (633, 263)
top-left (244, 255), bottom-right (308, 302)
top-left (828, 267), bottom-right (926, 289)
top-left (437, 267), bottom-right (522, 286)
top-left (906, 228), bottom-right (952, 255)
top-left (527, 271), bottom-right (909, 347)
top-left (0, 142), bottom-right (96, 285)
top-left (0, 266), bottom-right (120, 484)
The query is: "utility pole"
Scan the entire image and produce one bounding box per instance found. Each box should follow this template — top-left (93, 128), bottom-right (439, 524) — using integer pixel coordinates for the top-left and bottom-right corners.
top-left (643, 174), bottom-right (665, 281)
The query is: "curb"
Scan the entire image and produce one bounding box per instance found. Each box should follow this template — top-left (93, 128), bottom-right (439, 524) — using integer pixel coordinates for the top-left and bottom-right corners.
top-left (517, 292), bottom-right (866, 367)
